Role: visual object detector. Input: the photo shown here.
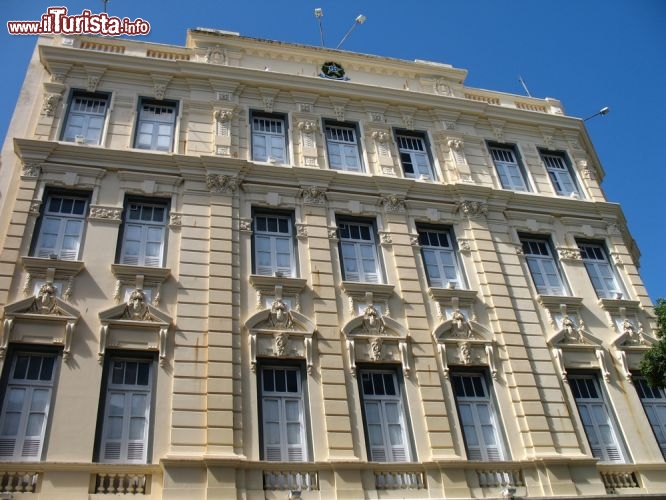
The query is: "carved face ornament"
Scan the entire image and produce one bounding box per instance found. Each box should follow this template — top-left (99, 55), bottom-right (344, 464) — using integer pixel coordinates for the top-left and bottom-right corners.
top-left (36, 283), bottom-right (56, 313)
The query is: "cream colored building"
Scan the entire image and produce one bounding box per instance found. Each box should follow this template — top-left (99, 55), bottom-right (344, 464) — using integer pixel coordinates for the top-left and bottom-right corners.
top-left (0, 28), bottom-right (662, 499)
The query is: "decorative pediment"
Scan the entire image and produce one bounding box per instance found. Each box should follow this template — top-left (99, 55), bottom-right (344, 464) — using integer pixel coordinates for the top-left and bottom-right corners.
top-left (21, 256), bottom-right (85, 301)
top-left (428, 287), bottom-right (478, 322)
top-left (341, 305), bottom-right (411, 377)
top-left (98, 289), bottom-right (172, 366)
top-left (611, 323), bottom-right (658, 382)
top-left (547, 323), bottom-right (610, 382)
top-left (245, 297), bottom-right (316, 374)
top-left (432, 308), bottom-right (497, 379)
top-left (1, 284), bottom-right (80, 361)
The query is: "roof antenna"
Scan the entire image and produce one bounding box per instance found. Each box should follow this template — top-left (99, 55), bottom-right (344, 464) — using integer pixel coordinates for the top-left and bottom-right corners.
top-left (518, 75), bottom-right (532, 97)
top-left (101, 0), bottom-right (109, 13)
top-left (314, 8), bottom-right (325, 47)
top-left (336, 14), bottom-right (366, 50)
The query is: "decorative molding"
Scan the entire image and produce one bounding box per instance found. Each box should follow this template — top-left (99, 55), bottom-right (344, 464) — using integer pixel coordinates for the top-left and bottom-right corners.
top-left (301, 185), bottom-right (327, 206)
top-left (296, 223), bottom-right (308, 240)
top-left (240, 218), bottom-right (253, 232)
top-left (371, 129), bottom-right (390, 144)
top-left (89, 205), bottom-right (122, 221)
top-left (206, 174), bottom-right (239, 194)
top-left (213, 108), bottom-right (234, 123)
top-left (168, 213), bottom-right (182, 229)
top-left (21, 160), bottom-right (42, 178)
top-left (381, 195), bottom-right (405, 213)
top-left (409, 235), bottom-right (420, 246)
top-left (457, 238), bottom-right (471, 253)
top-left (41, 93), bottom-right (61, 116)
top-left (296, 120), bottom-right (317, 133)
top-left (557, 247), bottom-right (582, 261)
top-left (151, 75), bottom-right (172, 100)
top-left (458, 201), bottom-right (487, 218)
top-left (379, 231), bottom-right (392, 246)
top-left (328, 227), bottom-right (338, 241)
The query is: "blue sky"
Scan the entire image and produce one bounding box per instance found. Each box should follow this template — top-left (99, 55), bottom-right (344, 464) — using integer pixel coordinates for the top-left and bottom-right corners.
top-left (1, 1), bottom-right (665, 300)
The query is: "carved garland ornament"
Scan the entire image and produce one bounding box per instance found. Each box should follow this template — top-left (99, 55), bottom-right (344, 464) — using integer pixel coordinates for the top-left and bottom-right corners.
top-left (206, 174), bottom-right (239, 194)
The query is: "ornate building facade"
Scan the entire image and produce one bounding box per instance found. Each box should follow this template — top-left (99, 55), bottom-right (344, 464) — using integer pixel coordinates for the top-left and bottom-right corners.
top-left (0, 29), bottom-right (662, 499)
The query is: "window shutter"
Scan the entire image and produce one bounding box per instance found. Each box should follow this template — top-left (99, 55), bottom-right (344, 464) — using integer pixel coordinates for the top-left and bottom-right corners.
top-left (269, 135), bottom-right (286, 163)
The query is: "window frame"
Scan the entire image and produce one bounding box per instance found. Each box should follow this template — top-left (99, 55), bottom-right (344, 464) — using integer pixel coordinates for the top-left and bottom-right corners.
top-left (251, 210), bottom-right (298, 278)
top-left (337, 218), bottom-right (384, 284)
top-left (357, 366), bottom-right (414, 463)
top-left (394, 130), bottom-right (436, 180)
top-left (451, 370), bottom-right (508, 461)
top-left (568, 372), bottom-right (627, 463)
top-left (94, 352), bottom-right (157, 464)
top-left (257, 361), bottom-right (311, 462)
top-left (133, 98), bottom-right (178, 152)
top-left (0, 346), bottom-right (61, 461)
top-left (633, 376), bottom-right (666, 458)
top-left (324, 121), bottom-right (364, 172)
top-left (487, 142), bottom-right (531, 192)
top-left (250, 111), bottom-right (289, 164)
top-left (417, 225), bottom-right (466, 289)
top-left (31, 189), bottom-right (90, 261)
top-left (60, 89), bottom-right (111, 145)
top-left (539, 150), bottom-right (582, 198)
top-left (577, 241), bottom-right (625, 299)
top-left (117, 197), bottom-right (170, 268)
top-left (520, 235), bottom-right (568, 296)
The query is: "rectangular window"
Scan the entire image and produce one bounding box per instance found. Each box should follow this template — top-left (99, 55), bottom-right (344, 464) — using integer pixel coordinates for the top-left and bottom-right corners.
top-left (0, 350), bottom-right (58, 461)
top-left (253, 213), bottom-right (296, 277)
top-left (251, 113), bottom-right (287, 164)
top-left (451, 372), bottom-right (507, 461)
top-left (540, 151), bottom-right (581, 197)
top-left (396, 132), bottom-right (434, 180)
top-left (569, 374), bottom-right (625, 463)
top-left (134, 99), bottom-right (177, 151)
top-left (338, 220), bottom-right (382, 283)
top-left (325, 123), bottom-right (363, 172)
top-left (521, 237), bottom-right (567, 295)
top-left (578, 242), bottom-right (623, 299)
top-left (32, 191), bottom-right (89, 260)
top-left (98, 357), bottom-right (154, 463)
top-left (359, 368), bottom-right (412, 462)
top-left (418, 228), bottom-right (465, 288)
top-left (259, 365), bottom-right (308, 462)
top-left (634, 377), bottom-right (666, 457)
top-left (489, 145), bottom-right (530, 191)
top-left (61, 90), bottom-right (109, 145)
top-left (119, 200), bottom-right (168, 267)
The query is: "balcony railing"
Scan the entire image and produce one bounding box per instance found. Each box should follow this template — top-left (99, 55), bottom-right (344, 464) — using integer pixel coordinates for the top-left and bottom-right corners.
top-left (374, 470), bottom-right (426, 490)
top-left (92, 472), bottom-right (150, 495)
top-left (0, 471), bottom-right (39, 493)
top-left (263, 470), bottom-right (319, 491)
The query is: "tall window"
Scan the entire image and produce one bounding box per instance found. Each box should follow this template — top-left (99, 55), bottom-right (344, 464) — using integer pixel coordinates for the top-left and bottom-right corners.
top-left (418, 228), bottom-right (465, 288)
top-left (338, 220), bottom-right (382, 283)
top-left (578, 242), bottom-right (623, 299)
top-left (118, 200), bottom-right (168, 267)
top-left (98, 357), bottom-right (154, 463)
top-left (259, 365), bottom-right (308, 462)
top-left (489, 145), bottom-right (529, 191)
top-left (134, 99), bottom-right (177, 151)
top-left (451, 372), bottom-right (506, 461)
top-left (359, 369), bottom-right (412, 462)
top-left (569, 374), bottom-right (625, 463)
top-left (253, 213), bottom-right (296, 277)
top-left (634, 377), bottom-right (666, 457)
top-left (251, 113), bottom-right (287, 164)
top-left (325, 123), bottom-right (363, 172)
top-left (521, 237), bottom-right (566, 295)
top-left (396, 132), bottom-right (434, 180)
top-left (32, 192), bottom-right (89, 260)
top-left (0, 350), bottom-right (58, 461)
top-left (540, 151), bottom-right (581, 197)
top-left (61, 90), bottom-right (109, 145)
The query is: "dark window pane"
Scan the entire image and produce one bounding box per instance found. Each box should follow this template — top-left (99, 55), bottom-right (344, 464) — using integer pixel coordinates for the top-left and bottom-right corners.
top-left (137, 362), bottom-right (150, 386)
top-left (462, 376), bottom-right (474, 398)
top-left (384, 373), bottom-right (396, 395)
top-left (263, 369), bottom-right (274, 392)
top-left (13, 355), bottom-right (29, 380)
top-left (362, 373), bottom-right (373, 395)
top-left (61, 198), bottom-right (73, 214)
top-left (125, 362), bottom-right (138, 385)
top-left (73, 199), bottom-right (86, 215)
top-left (40, 356), bottom-right (55, 381)
top-left (112, 362), bottom-right (124, 384)
top-left (26, 357), bottom-right (41, 380)
top-left (472, 376), bottom-right (485, 397)
top-left (373, 373), bottom-right (385, 395)
top-left (452, 376), bottom-right (464, 397)
top-left (286, 370), bottom-right (298, 392)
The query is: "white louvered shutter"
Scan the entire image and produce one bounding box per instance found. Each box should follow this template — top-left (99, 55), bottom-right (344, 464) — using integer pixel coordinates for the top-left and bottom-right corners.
top-left (570, 376), bottom-right (624, 463)
top-left (635, 378), bottom-right (666, 457)
top-left (252, 117), bottom-right (286, 163)
top-left (0, 353), bottom-right (56, 461)
top-left (254, 215), bottom-right (294, 277)
top-left (100, 360), bottom-right (152, 463)
top-left (339, 223), bottom-right (381, 283)
top-left (120, 203), bottom-right (166, 267)
top-left (261, 367), bottom-right (307, 462)
top-left (453, 373), bottom-right (506, 462)
top-left (34, 195), bottom-right (88, 260)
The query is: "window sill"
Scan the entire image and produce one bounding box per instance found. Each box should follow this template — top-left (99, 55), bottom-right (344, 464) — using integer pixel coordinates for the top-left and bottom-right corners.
top-left (598, 297), bottom-right (641, 312)
top-left (537, 295), bottom-right (583, 309)
top-left (249, 274), bottom-right (307, 296)
top-left (111, 264), bottom-right (171, 290)
top-left (22, 256), bottom-right (85, 281)
top-left (428, 287), bottom-right (477, 308)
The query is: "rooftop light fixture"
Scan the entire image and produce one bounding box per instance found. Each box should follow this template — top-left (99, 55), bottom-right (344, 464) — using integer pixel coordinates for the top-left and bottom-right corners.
top-left (314, 8), bottom-right (325, 47)
top-left (336, 14), bottom-right (367, 50)
top-left (584, 106), bottom-right (610, 121)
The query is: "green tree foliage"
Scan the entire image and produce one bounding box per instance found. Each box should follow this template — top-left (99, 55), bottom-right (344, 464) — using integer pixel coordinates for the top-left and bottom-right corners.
top-left (640, 298), bottom-right (666, 387)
